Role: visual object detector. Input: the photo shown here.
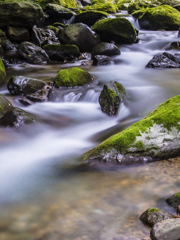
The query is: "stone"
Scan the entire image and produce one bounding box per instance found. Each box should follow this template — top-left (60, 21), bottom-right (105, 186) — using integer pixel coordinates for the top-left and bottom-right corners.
top-left (58, 23), bottom-right (101, 52)
top-left (140, 208), bottom-right (175, 227)
top-left (83, 2), bottom-right (117, 14)
top-left (91, 42), bottom-right (120, 58)
top-left (83, 95), bottom-right (180, 165)
top-left (150, 218), bottom-right (180, 240)
top-left (0, 2), bottom-right (43, 29)
top-left (0, 94), bottom-right (13, 118)
top-left (166, 192), bottom-right (180, 209)
top-left (92, 55), bottom-right (111, 66)
top-left (30, 27), bottom-right (42, 47)
top-left (6, 26), bottom-right (29, 43)
top-left (0, 58), bottom-right (6, 85)
top-left (18, 42), bottom-right (49, 64)
top-left (92, 18), bottom-right (138, 44)
top-left (1, 39), bottom-right (16, 51)
top-left (54, 67), bottom-right (93, 87)
top-left (42, 44), bottom-right (80, 61)
top-left (99, 81), bottom-right (126, 116)
top-left (46, 3), bottom-right (75, 19)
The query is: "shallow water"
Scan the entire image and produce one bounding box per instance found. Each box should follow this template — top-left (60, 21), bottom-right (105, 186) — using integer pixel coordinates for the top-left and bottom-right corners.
top-left (0, 14), bottom-right (180, 240)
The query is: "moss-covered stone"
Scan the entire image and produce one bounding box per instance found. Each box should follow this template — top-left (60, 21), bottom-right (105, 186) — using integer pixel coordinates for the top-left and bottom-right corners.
top-left (0, 58), bottom-right (6, 85)
top-left (74, 10), bottom-right (109, 26)
top-left (83, 95), bottom-right (180, 164)
top-left (92, 18), bottom-right (138, 44)
top-left (166, 192), bottom-right (180, 209)
top-left (34, 0), bottom-right (76, 10)
top-left (132, 5), bottom-right (180, 30)
top-left (53, 22), bottom-right (66, 28)
top-left (0, 94), bottom-right (13, 118)
top-left (46, 25), bottom-right (59, 34)
top-left (54, 67), bottom-right (94, 87)
top-left (82, 3), bottom-right (118, 14)
top-left (91, 42), bottom-right (120, 58)
top-left (45, 3), bottom-right (75, 18)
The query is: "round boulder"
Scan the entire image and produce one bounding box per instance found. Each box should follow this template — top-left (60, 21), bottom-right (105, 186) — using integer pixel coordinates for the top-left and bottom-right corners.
top-left (166, 192), bottom-right (180, 209)
top-left (58, 23), bottom-right (101, 52)
top-left (91, 42), bottom-right (120, 58)
top-left (46, 3), bottom-right (75, 19)
top-left (7, 26), bottom-right (29, 43)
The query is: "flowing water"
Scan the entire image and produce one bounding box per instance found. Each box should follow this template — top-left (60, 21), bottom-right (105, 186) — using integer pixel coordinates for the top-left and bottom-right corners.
top-left (0, 13), bottom-right (180, 240)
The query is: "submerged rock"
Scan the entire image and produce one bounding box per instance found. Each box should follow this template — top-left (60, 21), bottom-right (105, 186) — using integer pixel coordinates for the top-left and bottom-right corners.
top-left (91, 42), bottom-right (120, 58)
top-left (92, 55), bottom-right (111, 66)
top-left (140, 208), bottom-right (175, 227)
top-left (83, 95), bottom-right (180, 165)
top-left (18, 42), bottom-right (49, 64)
top-left (54, 67), bottom-right (93, 87)
top-left (146, 52), bottom-right (180, 68)
top-left (7, 26), bottom-right (29, 43)
top-left (99, 81), bottom-right (126, 116)
top-left (132, 5), bottom-right (180, 30)
top-left (42, 44), bottom-right (80, 61)
top-left (150, 219), bottom-right (180, 240)
top-left (92, 18), bottom-right (138, 44)
top-left (0, 2), bottom-right (43, 29)
top-left (166, 192), bottom-right (180, 209)
top-left (58, 23), bottom-right (101, 52)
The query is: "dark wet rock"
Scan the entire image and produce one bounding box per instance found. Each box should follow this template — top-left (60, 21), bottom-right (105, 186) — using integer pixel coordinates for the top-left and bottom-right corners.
top-left (81, 0), bottom-right (92, 6)
top-left (140, 208), bottom-right (175, 227)
top-left (146, 52), bottom-right (180, 68)
top-left (166, 192), bottom-right (180, 209)
top-left (42, 44), bottom-right (80, 61)
top-left (0, 58), bottom-right (6, 84)
top-left (93, 55), bottom-right (111, 66)
top-left (7, 26), bottom-right (29, 43)
top-left (0, 107), bottom-right (34, 128)
top-left (1, 39), bottom-right (16, 51)
top-left (150, 218), bottom-right (180, 240)
top-left (164, 41), bottom-right (180, 50)
top-left (0, 29), bottom-right (5, 37)
top-left (54, 67), bottom-right (93, 87)
top-left (58, 23), bottom-right (101, 52)
top-left (73, 10), bottom-right (108, 26)
top-left (91, 42), bottom-right (120, 58)
top-left (99, 81), bottom-right (126, 116)
top-left (92, 17), bottom-right (138, 44)
top-left (45, 25), bottom-right (59, 35)
top-left (39, 28), bottom-right (58, 43)
top-left (132, 5), bottom-right (180, 30)
top-left (18, 42), bottom-right (49, 64)
top-left (46, 3), bottom-right (75, 19)
top-left (30, 27), bottom-right (42, 47)
top-left (174, 4), bottom-right (180, 11)
top-left (0, 2), bottom-right (43, 29)
top-left (17, 97), bottom-right (34, 106)
top-left (83, 95), bottom-right (180, 165)
top-left (41, 39), bottom-right (53, 48)
top-left (0, 94), bottom-right (13, 118)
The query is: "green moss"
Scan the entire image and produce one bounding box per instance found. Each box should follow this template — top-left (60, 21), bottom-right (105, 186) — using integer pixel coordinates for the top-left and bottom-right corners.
top-left (53, 22), bottom-right (66, 28)
top-left (43, 44), bottom-right (80, 57)
top-left (108, 89), bottom-right (117, 98)
top-left (115, 82), bottom-right (126, 98)
top-left (174, 192), bottom-right (180, 199)
top-left (47, 25), bottom-right (59, 34)
top-left (148, 208), bottom-right (161, 214)
top-left (54, 67), bottom-right (93, 87)
top-left (135, 141), bottom-right (144, 149)
top-left (83, 3), bottom-right (118, 14)
top-left (34, 0), bottom-right (76, 9)
top-left (0, 58), bottom-right (6, 84)
top-left (84, 95), bottom-right (180, 159)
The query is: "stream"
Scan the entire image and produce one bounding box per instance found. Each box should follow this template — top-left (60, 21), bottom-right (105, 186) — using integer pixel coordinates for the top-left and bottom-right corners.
top-left (0, 12), bottom-right (180, 240)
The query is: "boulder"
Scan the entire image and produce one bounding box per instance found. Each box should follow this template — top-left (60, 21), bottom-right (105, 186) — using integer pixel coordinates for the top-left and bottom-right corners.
top-left (0, 94), bottom-right (13, 118)
top-left (99, 81), bottom-right (126, 116)
top-left (46, 3), bottom-right (75, 19)
top-left (83, 95), bottom-right (180, 165)
top-left (18, 42), bottom-right (49, 64)
top-left (164, 42), bottom-right (180, 50)
top-left (92, 18), bottom-right (138, 44)
top-left (92, 55), bottom-right (111, 66)
top-left (140, 208), bottom-right (175, 227)
top-left (30, 27), bottom-right (42, 47)
top-left (6, 26), bottom-right (29, 43)
top-left (0, 107), bottom-right (34, 128)
top-left (54, 67), bottom-right (93, 87)
top-left (42, 44), bottom-right (80, 61)
top-left (0, 58), bottom-right (6, 84)
top-left (83, 3), bottom-right (117, 14)
top-left (58, 23), bottom-right (101, 52)
top-left (128, 1), bottom-right (158, 14)
top-left (91, 42), bottom-right (120, 58)
top-left (1, 39), bottom-right (16, 51)
top-left (146, 52), bottom-right (180, 68)
top-left (73, 10), bottom-right (109, 26)
top-left (7, 76), bottom-right (52, 102)
top-left (132, 5), bottom-right (180, 30)
top-left (150, 219), bottom-right (180, 240)
top-left (0, 2), bottom-right (43, 29)
top-left (166, 192), bottom-right (180, 209)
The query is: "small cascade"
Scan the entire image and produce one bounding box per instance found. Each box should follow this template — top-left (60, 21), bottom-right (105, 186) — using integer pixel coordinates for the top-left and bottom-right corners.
top-left (82, 89), bottom-right (100, 103)
top-left (63, 92), bottom-right (82, 102)
top-left (65, 15), bottom-right (75, 25)
top-left (125, 15), bottom-right (140, 30)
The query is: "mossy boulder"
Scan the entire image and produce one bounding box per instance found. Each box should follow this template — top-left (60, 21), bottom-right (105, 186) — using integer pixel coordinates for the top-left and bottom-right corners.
top-left (166, 192), bottom-right (180, 209)
top-left (54, 67), bottom-right (94, 87)
top-left (0, 94), bottom-right (13, 118)
top-left (92, 18), bottom-right (138, 44)
top-left (83, 3), bottom-right (118, 14)
top-left (0, 58), bottom-right (6, 85)
top-left (73, 10), bottom-right (109, 26)
top-left (128, 1), bottom-right (158, 14)
top-left (132, 5), bottom-right (180, 30)
top-left (140, 208), bottom-right (175, 227)
top-left (58, 23), bottom-right (101, 52)
top-left (34, 0), bottom-right (76, 10)
top-left (42, 44), bottom-right (80, 61)
top-left (0, 2), bottom-right (43, 29)
top-left (83, 95), bottom-right (180, 164)
top-left (6, 26), bottom-right (30, 43)
top-left (99, 81), bottom-right (126, 116)
top-left (45, 3), bottom-right (75, 19)
top-left (91, 42), bottom-right (120, 58)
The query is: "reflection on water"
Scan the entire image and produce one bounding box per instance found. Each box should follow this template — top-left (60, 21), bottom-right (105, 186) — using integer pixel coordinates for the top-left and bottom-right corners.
top-left (0, 19), bottom-right (180, 240)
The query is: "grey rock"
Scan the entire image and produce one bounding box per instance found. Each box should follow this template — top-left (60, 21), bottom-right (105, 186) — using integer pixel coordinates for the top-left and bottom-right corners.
top-left (166, 192), bottom-right (180, 209)
top-left (91, 42), bottom-right (120, 58)
top-left (1, 39), bottom-right (16, 51)
top-left (0, 94), bottom-right (13, 118)
top-left (30, 27), bottom-right (42, 47)
top-left (7, 26), bottom-right (29, 43)
top-left (93, 55), bottom-right (111, 66)
top-left (46, 3), bottom-right (75, 19)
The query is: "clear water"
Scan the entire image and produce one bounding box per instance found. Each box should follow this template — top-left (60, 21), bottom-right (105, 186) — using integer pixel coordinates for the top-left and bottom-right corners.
top-left (0, 15), bottom-right (180, 240)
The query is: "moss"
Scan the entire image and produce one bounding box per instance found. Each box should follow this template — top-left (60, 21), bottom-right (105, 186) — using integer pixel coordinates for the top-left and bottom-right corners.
top-left (135, 141), bottom-right (144, 149)
top-left (83, 3), bottom-right (118, 14)
top-left (115, 82), bottom-right (126, 98)
top-left (53, 22), bottom-right (66, 28)
top-left (108, 88), bottom-right (117, 98)
top-left (84, 95), bottom-right (180, 159)
top-left (174, 192), bottom-right (180, 199)
top-left (54, 67), bottom-right (93, 87)
top-left (0, 58), bottom-right (6, 84)
top-left (148, 208), bottom-right (161, 214)
top-left (132, 5), bottom-right (180, 30)
top-left (34, 0), bottom-right (76, 9)
top-left (43, 44), bottom-right (80, 55)
top-left (47, 25), bottom-right (59, 34)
